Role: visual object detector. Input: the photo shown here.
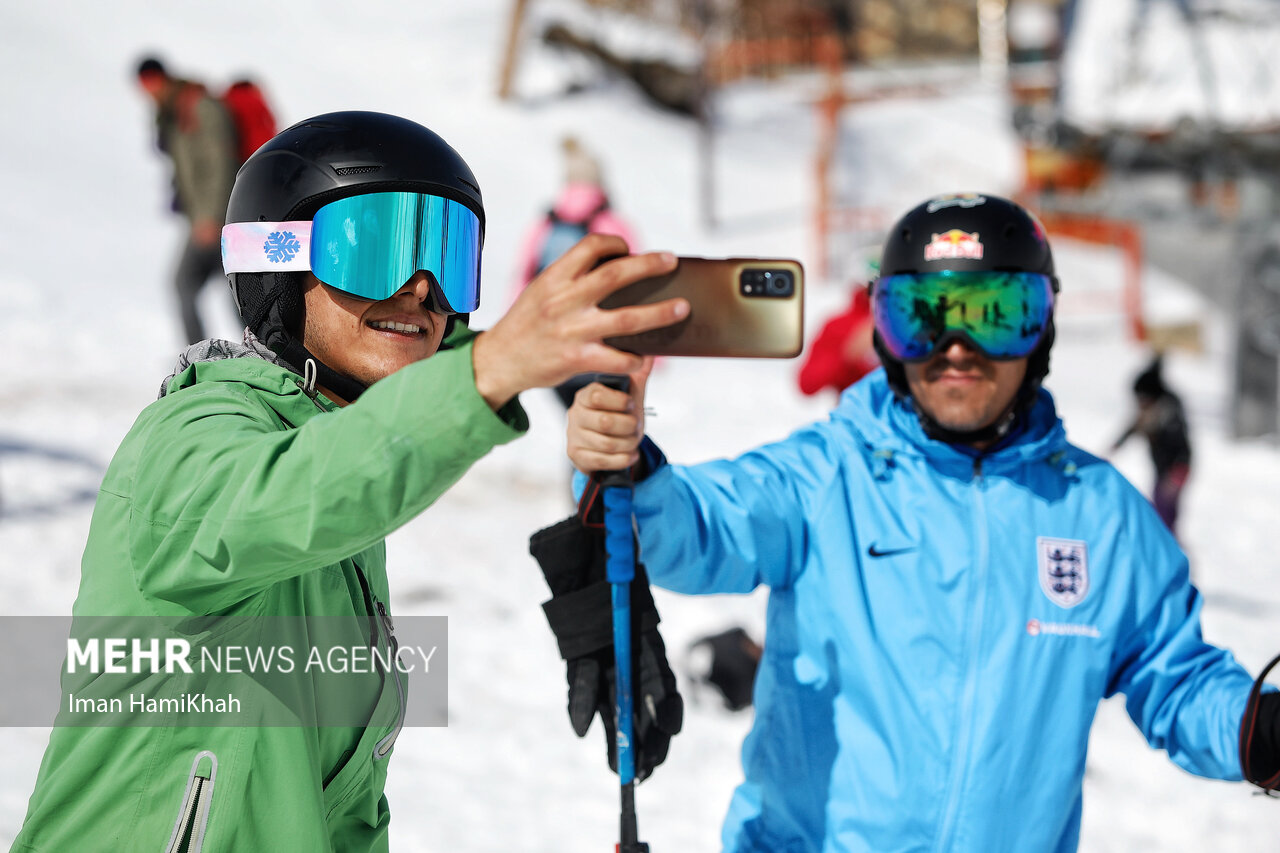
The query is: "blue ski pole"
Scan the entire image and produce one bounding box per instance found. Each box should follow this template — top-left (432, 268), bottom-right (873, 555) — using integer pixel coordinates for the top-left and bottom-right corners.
top-left (597, 374), bottom-right (649, 853)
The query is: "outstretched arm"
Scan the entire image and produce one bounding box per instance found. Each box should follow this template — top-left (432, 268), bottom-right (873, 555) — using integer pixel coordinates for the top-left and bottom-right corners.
top-left (1107, 518), bottom-right (1258, 781)
top-left (567, 370), bottom-right (821, 594)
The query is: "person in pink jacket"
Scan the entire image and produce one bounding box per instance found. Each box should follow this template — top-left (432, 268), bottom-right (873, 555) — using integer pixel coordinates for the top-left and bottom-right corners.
top-left (515, 137), bottom-right (641, 407)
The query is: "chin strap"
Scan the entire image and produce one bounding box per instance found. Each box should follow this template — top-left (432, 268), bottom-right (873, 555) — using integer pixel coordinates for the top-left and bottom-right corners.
top-left (271, 314), bottom-right (462, 405)
top-left (279, 337), bottom-right (368, 403)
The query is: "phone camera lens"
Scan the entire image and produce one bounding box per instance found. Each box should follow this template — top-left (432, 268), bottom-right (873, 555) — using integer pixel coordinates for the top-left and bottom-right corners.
top-left (741, 268), bottom-right (794, 297)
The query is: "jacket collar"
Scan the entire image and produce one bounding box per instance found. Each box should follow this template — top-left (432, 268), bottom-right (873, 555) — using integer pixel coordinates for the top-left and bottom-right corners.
top-left (832, 369), bottom-right (1070, 473)
top-left (159, 329), bottom-right (339, 425)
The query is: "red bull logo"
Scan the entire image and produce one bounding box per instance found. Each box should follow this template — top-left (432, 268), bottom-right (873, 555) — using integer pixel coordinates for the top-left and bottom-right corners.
top-left (924, 230), bottom-right (984, 262)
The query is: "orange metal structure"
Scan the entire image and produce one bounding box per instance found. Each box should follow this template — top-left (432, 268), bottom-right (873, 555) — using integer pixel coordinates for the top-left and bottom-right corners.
top-left (1034, 211), bottom-right (1147, 342)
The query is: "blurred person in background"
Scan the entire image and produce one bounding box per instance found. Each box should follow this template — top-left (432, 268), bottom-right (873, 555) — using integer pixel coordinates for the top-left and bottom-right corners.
top-left (515, 135), bottom-right (640, 408)
top-left (564, 193), bottom-right (1279, 852)
top-left (135, 55), bottom-right (240, 344)
top-left (796, 282), bottom-right (878, 399)
top-left (1111, 353), bottom-right (1192, 536)
top-left (12, 110), bottom-right (688, 853)
top-left (686, 626), bottom-right (762, 713)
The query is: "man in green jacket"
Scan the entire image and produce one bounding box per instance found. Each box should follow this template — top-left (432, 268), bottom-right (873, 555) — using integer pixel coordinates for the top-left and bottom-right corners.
top-left (12, 111), bottom-right (687, 853)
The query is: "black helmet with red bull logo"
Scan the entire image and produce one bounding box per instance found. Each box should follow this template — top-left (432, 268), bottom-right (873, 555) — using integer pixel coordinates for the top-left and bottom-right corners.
top-left (870, 193), bottom-right (1059, 442)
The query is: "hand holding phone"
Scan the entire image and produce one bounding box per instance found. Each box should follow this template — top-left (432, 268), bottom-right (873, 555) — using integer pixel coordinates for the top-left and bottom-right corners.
top-left (472, 235), bottom-right (686, 409)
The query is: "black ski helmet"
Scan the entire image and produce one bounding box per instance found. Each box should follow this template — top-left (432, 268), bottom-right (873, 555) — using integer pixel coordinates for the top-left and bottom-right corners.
top-left (225, 110), bottom-right (485, 402)
top-left (870, 193), bottom-right (1059, 438)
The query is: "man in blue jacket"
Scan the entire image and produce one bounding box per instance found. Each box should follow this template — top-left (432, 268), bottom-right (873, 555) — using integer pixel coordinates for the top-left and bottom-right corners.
top-left (564, 194), bottom-right (1279, 851)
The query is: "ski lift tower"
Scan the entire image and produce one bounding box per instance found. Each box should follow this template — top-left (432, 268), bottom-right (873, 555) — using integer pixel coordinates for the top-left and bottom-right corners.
top-left (1009, 0), bottom-right (1280, 439)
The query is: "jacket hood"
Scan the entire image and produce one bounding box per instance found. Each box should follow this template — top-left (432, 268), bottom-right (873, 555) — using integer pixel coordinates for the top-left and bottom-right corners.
top-left (159, 329), bottom-right (290, 399)
top-left (157, 329), bottom-right (339, 428)
top-left (831, 370), bottom-right (1070, 472)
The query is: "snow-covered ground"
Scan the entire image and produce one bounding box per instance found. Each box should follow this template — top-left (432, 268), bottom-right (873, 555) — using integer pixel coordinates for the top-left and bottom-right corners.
top-left (1, 2), bottom-right (1278, 850)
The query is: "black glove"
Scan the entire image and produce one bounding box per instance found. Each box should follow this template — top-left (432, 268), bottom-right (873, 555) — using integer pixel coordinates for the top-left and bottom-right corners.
top-left (1241, 653), bottom-right (1280, 793)
top-left (529, 480), bottom-right (683, 782)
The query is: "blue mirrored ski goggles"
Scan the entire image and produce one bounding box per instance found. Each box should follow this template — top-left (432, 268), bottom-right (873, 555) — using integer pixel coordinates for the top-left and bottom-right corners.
top-left (872, 270), bottom-right (1055, 362)
top-left (222, 191), bottom-right (482, 314)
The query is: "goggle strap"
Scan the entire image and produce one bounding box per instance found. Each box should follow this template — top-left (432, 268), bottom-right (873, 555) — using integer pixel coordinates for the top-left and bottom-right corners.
top-left (222, 221), bottom-right (313, 275)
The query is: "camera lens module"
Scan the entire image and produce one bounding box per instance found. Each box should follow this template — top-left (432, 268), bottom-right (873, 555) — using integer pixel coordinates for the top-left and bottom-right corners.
top-left (766, 270), bottom-right (793, 296)
top-left (741, 267), bottom-right (795, 298)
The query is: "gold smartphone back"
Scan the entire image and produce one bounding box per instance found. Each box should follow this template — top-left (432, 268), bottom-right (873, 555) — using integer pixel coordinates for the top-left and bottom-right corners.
top-left (600, 257), bottom-right (805, 358)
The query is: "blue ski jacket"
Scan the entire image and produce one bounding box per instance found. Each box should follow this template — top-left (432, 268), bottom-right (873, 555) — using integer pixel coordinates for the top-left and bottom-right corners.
top-left (631, 371), bottom-right (1252, 853)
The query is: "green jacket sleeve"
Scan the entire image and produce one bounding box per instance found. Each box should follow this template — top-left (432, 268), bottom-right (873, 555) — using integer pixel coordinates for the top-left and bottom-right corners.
top-left (129, 340), bottom-right (527, 614)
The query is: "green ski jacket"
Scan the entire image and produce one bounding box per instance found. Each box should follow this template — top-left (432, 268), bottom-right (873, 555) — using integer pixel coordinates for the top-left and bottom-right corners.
top-left (14, 329), bottom-right (526, 852)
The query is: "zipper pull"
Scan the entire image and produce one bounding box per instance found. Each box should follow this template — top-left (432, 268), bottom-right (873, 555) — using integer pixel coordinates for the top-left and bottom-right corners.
top-left (377, 601), bottom-right (395, 633)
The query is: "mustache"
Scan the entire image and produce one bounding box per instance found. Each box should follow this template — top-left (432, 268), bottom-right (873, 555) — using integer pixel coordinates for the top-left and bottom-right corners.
top-left (922, 353), bottom-right (992, 380)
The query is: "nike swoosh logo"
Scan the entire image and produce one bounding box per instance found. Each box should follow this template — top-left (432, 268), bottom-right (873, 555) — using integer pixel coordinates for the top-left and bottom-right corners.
top-left (867, 544), bottom-right (916, 558)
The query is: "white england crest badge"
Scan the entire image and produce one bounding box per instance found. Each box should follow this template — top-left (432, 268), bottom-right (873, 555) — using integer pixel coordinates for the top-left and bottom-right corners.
top-left (1037, 537), bottom-right (1089, 608)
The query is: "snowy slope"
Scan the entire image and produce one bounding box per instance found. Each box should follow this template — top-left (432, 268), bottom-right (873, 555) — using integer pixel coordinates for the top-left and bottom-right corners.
top-left (1, 2), bottom-right (1278, 851)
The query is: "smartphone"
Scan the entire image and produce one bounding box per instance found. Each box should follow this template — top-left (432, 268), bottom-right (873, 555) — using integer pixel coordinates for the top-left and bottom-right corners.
top-left (599, 257), bottom-right (804, 358)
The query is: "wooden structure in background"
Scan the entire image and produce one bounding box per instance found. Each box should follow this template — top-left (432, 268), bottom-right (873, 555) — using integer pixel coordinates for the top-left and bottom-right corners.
top-left (497, 0), bottom-right (531, 100)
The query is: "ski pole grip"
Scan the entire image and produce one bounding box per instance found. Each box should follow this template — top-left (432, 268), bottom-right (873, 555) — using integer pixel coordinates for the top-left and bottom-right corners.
top-left (593, 374), bottom-right (633, 489)
top-left (604, 488), bottom-right (635, 587)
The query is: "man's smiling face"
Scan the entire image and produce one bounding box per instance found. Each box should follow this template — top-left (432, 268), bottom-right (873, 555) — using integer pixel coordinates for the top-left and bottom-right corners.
top-left (300, 271), bottom-right (449, 404)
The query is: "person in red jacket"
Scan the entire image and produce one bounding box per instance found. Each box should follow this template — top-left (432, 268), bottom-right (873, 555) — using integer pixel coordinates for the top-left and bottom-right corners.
top-left (796, 284), bottom-right (879, 398)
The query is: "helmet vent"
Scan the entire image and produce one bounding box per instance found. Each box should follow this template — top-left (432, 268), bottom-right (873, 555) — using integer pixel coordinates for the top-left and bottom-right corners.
top-left (458, 176), bottom-right (480, 193)
top-left (334, 165), bottom-right (382, 176)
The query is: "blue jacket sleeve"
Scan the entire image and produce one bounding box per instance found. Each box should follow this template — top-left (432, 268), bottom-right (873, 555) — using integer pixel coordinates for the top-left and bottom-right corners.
top-left (1106, 510), bottom-right (1254, 781)
top-left (629, 425), bottom-right (836, 595)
